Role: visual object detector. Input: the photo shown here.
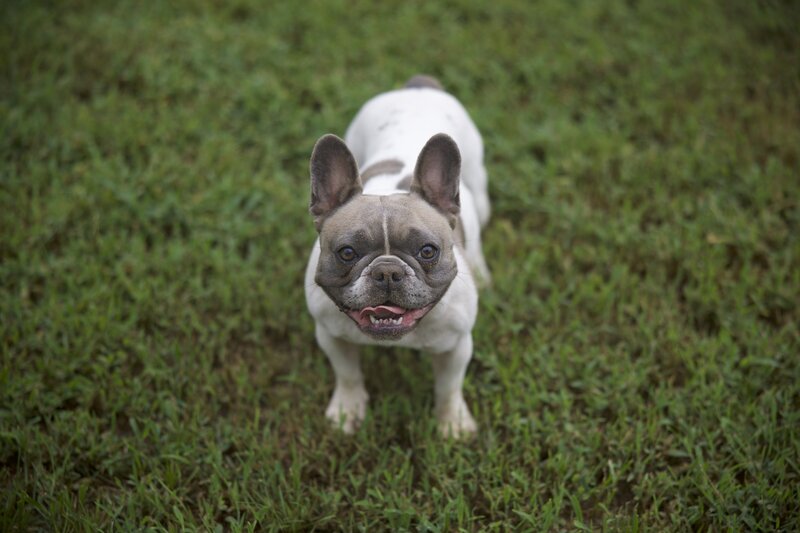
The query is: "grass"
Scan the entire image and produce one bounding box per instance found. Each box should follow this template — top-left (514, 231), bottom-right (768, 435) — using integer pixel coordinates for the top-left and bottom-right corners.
top-left (2, 0), bottom-right (799, 530)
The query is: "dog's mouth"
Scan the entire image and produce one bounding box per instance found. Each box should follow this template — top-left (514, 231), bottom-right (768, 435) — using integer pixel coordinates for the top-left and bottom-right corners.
top-left (346, 304), bottom-right (433, 337)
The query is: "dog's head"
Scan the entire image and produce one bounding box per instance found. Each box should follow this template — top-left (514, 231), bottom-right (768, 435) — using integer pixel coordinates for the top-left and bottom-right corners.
top-left (309, 133), bottom-right (461, 339)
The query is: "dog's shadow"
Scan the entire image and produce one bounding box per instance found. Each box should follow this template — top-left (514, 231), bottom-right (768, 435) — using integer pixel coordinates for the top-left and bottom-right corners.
top-left (356, 346), bottom-right (438, 436)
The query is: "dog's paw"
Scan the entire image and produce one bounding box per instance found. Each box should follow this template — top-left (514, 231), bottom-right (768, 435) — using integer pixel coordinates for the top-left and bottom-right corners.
top-left (325, 386), bottom-right (368, 434)
top-left (436, 399), bottom-right (477, 439)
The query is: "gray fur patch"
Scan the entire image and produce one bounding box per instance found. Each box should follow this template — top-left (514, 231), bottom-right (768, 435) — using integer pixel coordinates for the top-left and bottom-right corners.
top-left (360, 159), bottom-right (404, 183)
top-left (396, 174), bottom-right (413, 191)
top-left (405, 74), bottom-right (444, 91)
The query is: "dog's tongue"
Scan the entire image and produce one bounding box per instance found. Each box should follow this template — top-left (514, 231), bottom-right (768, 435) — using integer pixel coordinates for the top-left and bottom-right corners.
top-left (359, 305), bottom-right (406, 319)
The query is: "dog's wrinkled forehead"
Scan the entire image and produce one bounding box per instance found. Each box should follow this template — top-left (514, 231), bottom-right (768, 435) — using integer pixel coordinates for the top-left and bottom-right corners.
top-left (319, 194), bottom-right (452, 249)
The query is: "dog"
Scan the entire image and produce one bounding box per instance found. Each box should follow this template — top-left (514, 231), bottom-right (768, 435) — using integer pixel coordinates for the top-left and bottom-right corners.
top-left (304, 75), bottom-right (490, 438)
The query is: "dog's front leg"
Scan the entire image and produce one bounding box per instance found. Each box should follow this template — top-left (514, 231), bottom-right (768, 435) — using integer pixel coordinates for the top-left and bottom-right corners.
top-left (431, 334), bottom-right (477, 438)
top-left (316, 326), bottom-right (368, 434)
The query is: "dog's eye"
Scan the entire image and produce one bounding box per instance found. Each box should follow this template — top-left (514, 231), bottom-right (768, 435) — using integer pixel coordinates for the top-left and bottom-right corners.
top-left (418, 244), bottom-right (438, 261)
top-left (337, 246), bottom-right (357, 262)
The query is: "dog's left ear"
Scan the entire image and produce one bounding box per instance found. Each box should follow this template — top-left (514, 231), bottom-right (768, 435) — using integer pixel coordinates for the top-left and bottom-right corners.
top-left (411, 134), bottom-right (461, 228)
top-left (309, 134), bottom-right (362, 231)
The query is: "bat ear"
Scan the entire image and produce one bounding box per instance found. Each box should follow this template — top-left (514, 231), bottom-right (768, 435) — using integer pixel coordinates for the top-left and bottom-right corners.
top-left (309, 135), bottom-right (362, 230)
top-left (410, 134), bottom-right (461, 226)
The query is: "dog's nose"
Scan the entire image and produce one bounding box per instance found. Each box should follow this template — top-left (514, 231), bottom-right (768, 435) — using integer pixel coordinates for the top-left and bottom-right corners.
top-left (370, 259), bottom-right (406, 285)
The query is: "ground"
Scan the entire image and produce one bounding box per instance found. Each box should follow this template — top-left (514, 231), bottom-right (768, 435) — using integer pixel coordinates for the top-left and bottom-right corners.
top-left (2, 0), bottom-right (799, 530)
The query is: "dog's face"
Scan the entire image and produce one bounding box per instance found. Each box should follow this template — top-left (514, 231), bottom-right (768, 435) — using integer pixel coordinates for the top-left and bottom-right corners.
top-left (310, 134), bottom-right (462, 339)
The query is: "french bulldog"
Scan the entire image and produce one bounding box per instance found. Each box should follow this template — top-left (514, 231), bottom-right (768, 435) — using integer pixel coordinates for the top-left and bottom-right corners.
top-left (304, 75), bottom-right (490, 438)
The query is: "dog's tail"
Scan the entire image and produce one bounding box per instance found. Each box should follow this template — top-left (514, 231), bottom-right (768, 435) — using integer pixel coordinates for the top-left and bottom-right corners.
top-left (404, 74), bottom-right (444, 91)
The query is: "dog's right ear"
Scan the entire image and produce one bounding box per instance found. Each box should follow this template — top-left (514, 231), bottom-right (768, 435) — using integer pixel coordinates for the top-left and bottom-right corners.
top-left (309, 134), bottom-right (362, 231)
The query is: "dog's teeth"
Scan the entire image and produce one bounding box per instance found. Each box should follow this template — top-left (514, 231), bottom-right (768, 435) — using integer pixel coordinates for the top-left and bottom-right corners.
top-left (369, 315), bottom-right (404, 327)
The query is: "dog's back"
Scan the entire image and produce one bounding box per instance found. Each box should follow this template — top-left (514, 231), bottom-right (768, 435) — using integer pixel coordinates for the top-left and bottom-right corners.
top-left (344, 77), bottom-right (490, 230)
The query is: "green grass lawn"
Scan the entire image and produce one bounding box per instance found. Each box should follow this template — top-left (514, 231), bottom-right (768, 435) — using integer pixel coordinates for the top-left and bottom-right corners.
top-left (2, 0), bottom-right (799, 530)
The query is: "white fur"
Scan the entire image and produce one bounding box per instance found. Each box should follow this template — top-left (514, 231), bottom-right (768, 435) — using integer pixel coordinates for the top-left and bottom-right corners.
top-left (305, 86), bottom-right (489, 437)
top-left (345, 88), bottom-right (490, 229)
